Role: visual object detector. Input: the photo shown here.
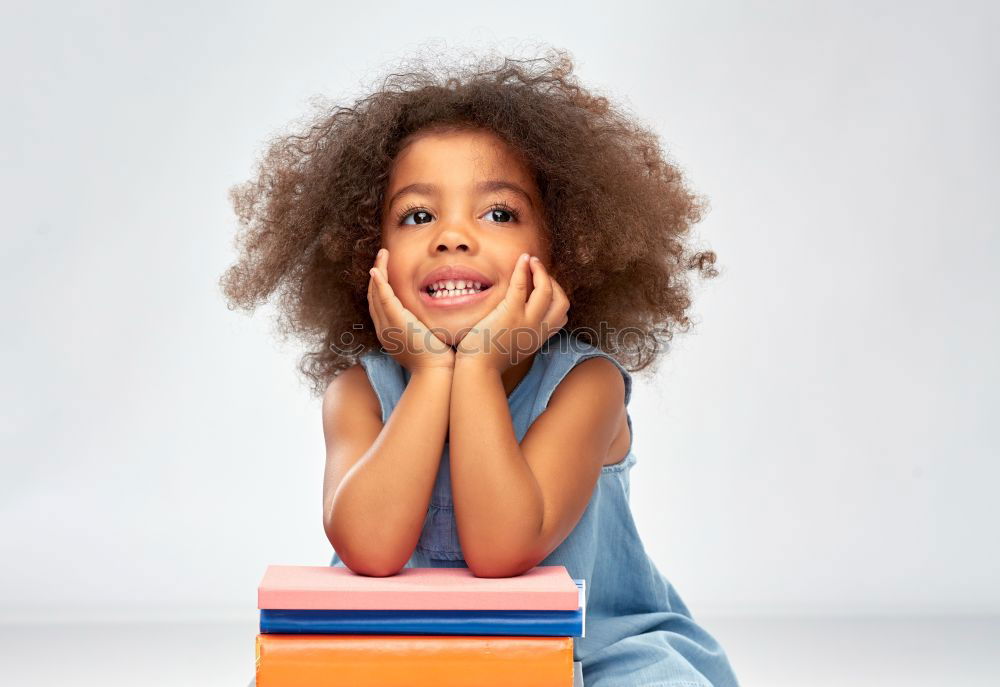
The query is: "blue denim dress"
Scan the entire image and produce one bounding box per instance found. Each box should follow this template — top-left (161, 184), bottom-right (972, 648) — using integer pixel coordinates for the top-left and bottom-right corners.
top-left (330, 330), bottom-right (741, 687)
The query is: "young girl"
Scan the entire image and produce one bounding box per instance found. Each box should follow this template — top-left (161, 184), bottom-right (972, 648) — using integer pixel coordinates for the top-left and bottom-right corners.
top-left (222, 49), bottom-right (741, 687)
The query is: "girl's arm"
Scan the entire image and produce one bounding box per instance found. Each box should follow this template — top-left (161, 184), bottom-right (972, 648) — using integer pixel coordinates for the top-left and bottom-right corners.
top-left (449, 355), bottom-right (626, 577)
top-left (321, 363), bottom-right (453, 576)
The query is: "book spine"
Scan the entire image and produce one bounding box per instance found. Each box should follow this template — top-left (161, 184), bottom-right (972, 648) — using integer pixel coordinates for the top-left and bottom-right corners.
top-left (258, 588), bottom-right (579, 611)
top-left (255, 634), bottom-right (574, 687)
top-left (259, 609), bottom-right (583, 637)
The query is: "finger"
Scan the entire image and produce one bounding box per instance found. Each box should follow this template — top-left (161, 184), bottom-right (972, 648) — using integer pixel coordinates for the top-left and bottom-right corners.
top-left (541, 275), bottom-right (570, 337)
top-left (376, 247), bottom-right (390, 283)
top-left (525, 256), bottom-right (554, 324)
top-left (371, 258), bottom-right (401, 315)
top-left (371, 265), bottom-right (414, 353)
top-left (367, 271), bottom-right (383, 334)
top-left (371, 250), bottom-right (389, 322)
top-left (370, 249), bottom-right (395, 304)
top-left (506, 253), bottom-right (532, 309)
top-left (550, 276), bottom-right (570, 319)
top-left (368, 250), bottom-right (384, 321)
top-left (375, 249), bottom-right (393, 321)
top-left (368, 268), bottom-right (389, 335)
top-left (372, 261), bottom-right (424, 336)
top-left (375, 249), bottom-right (404, 327)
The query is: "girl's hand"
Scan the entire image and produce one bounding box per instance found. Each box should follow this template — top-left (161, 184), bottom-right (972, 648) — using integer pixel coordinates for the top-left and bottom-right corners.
top-left (455, 253), bottom-right (569, 374)
top-left (369, 248), bottom-right (456, 373)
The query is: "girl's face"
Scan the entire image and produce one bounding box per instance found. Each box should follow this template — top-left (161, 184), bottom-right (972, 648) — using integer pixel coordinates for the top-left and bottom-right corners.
top-left (380, 127), bottom-right (549, 347)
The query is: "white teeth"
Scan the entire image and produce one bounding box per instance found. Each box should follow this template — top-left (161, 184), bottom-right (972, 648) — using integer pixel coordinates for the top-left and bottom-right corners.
top-left (426, 278), bottom-right (489, 295)
top-left (430, 286), bottom-right (484, 298)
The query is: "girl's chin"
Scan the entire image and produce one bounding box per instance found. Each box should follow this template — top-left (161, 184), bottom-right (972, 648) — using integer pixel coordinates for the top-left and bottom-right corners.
top-left (424, 321), bottom-right (480, 348)
top-left (410, 294), bottom-right (494, 345)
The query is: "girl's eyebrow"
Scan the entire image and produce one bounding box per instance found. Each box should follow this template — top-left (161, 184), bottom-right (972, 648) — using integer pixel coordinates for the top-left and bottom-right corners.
top-left (387, 180), bottom-right (535, 208)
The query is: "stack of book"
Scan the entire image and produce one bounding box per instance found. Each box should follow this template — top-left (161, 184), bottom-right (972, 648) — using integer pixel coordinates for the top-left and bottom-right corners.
top-left (253, 564), bottom-right (586, 686)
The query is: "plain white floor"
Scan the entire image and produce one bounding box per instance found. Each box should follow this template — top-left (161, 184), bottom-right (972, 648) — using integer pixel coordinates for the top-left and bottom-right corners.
top-left (1, 615), bottom-right (996, 686)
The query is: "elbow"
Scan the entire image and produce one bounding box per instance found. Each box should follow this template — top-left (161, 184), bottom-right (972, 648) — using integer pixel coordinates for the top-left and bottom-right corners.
top-left (325, 519), bottom-right (408, 577)
top-left (461, 527), bottom-right (546, 578)
top-left (467, 558), bottom-right (537, 578)
top-left (341, 554), bottom-right (405, 577)
top-left (330, 536), bottom-right (407, 577)
top-left (465, 547), bottom-right (542, 578)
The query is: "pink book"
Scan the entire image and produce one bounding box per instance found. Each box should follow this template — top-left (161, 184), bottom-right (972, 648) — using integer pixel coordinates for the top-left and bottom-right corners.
top-left (258, 565), bottom-right (580, 611)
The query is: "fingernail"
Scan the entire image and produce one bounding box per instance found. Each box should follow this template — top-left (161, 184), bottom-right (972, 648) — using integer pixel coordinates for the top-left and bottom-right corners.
top-left (521, 253), bottom-right (529, 261)
top-left (530, 255), bottom-right (539, 262)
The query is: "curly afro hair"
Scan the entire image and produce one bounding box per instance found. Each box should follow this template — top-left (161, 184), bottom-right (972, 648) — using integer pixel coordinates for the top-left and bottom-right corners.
top-left (220, 46), bottom-right (718, 397)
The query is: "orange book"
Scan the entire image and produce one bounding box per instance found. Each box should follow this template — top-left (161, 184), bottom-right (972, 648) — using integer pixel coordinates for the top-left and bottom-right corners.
top-left (255, 633), bottom-right (574, 687)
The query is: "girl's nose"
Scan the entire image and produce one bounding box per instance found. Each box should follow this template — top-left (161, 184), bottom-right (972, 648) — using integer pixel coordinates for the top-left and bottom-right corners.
top-left (436, 240), bottom-right (470, 253)
top-left (433, 222), bottom-right (477, 253)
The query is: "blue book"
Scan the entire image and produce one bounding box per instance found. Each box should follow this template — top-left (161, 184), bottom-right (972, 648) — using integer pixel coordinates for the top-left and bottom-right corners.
top-left (260, 578), bottom-right (586, 637)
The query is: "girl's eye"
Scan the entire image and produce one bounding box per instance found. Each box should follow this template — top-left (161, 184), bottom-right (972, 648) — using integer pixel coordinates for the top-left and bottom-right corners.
top-left (399, 208), bottom-right (433, 225)
top-left (395, 202), bottom-right (520, 226)
top-left (483, 204), bottom-right (518, 223)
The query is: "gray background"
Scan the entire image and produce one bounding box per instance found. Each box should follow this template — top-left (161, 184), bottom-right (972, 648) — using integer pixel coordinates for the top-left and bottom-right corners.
top-left (2, 1), bottom-right (997, 684)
